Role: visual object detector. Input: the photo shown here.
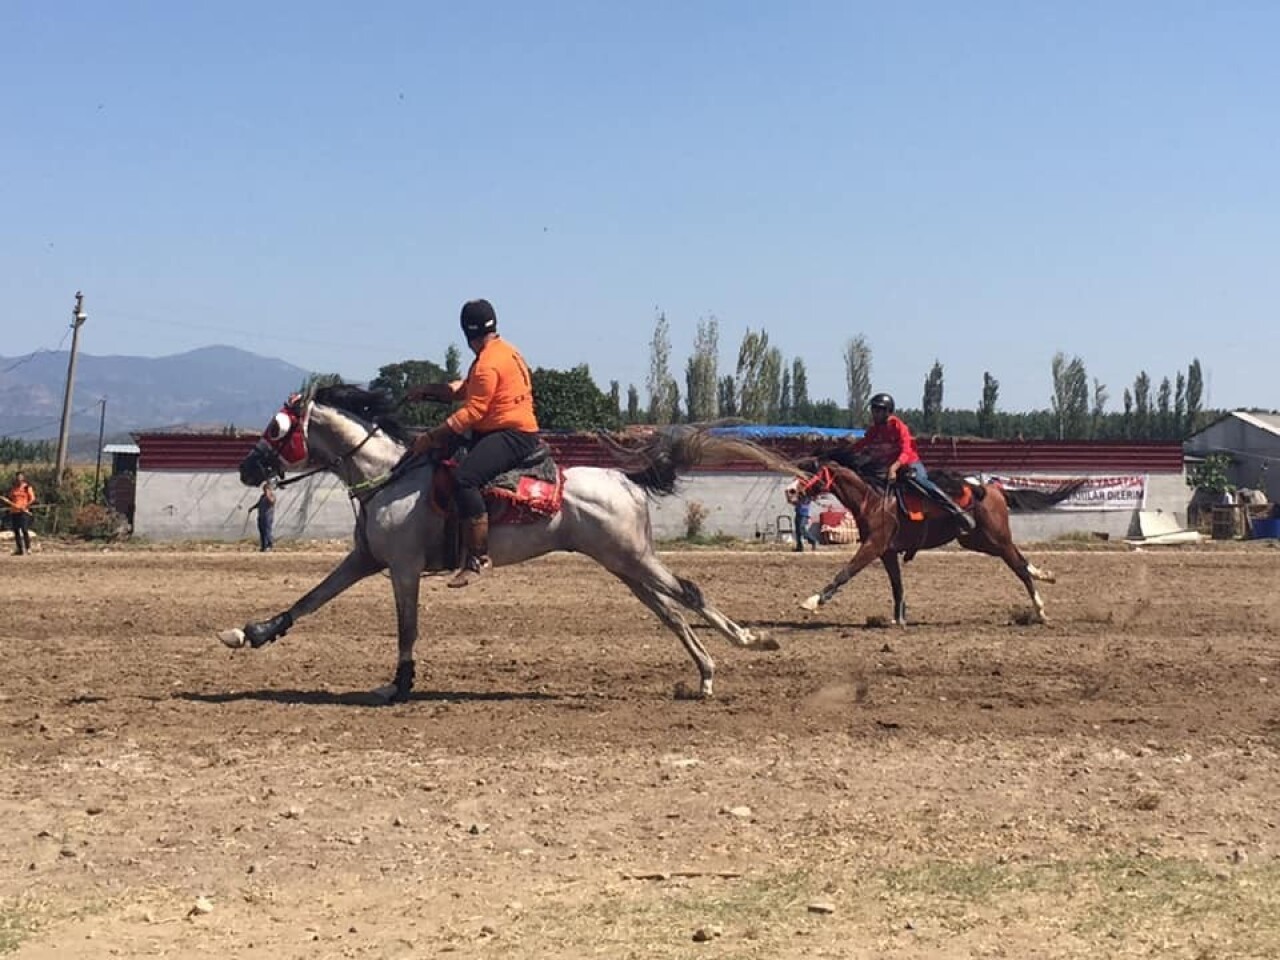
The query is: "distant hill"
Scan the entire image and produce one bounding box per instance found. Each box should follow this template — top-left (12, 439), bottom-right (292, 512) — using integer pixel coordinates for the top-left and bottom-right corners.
top-left (0, 346), bottom-right (323, 450)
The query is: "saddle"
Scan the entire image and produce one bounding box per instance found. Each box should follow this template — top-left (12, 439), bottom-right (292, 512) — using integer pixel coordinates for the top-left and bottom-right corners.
top-left (809, 453), bottom-right (979, 524)
top-left (893, 480), bottom-right (975, 522)
top-left (430, 441), bottom-right (565, 525)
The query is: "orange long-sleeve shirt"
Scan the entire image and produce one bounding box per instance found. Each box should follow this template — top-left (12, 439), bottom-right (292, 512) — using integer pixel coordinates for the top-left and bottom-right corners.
top-left (445, 337), bottom-right (539, 435)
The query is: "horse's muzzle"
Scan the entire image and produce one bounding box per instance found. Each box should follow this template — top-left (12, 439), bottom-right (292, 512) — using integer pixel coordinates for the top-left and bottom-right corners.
top-left (239, 446), bottom-right (282, 487)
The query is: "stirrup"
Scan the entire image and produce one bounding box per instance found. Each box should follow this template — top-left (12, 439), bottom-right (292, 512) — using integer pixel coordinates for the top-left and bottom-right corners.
top-left (447, 555), bottom-right (492, 588)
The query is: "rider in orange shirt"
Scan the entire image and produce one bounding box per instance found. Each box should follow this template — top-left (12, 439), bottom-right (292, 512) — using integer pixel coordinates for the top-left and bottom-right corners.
top-left (846, 393), bottom-right (975, 532)
top-left (409, 299), bottom-right (541, 586)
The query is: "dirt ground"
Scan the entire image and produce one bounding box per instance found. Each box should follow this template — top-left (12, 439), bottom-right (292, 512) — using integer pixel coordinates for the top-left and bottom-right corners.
top-left (2, 541), bottom-right (1280, 959)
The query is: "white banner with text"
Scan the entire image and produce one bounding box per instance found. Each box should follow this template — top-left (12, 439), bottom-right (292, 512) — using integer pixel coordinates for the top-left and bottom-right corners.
top-left (983, 474), bottom-right (1148, 512)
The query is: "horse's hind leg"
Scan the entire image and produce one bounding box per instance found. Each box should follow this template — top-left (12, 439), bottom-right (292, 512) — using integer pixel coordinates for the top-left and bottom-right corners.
top-left (882, 551), bottom-right (907, 625)
top-left (619, 575), bottom-right (716, 699)
top-left (600, 547), bottom-right (765, 651)
top-left (964, 533), bottom-right (1051, 623)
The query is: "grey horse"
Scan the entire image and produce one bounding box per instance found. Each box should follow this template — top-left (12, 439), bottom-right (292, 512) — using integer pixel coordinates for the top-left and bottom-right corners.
top-left (223, 385), bottom-right (776, 703)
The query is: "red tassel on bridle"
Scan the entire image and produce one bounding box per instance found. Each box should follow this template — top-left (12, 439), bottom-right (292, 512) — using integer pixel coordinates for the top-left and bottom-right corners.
top-left (799, 466), bottom-right (834, 498)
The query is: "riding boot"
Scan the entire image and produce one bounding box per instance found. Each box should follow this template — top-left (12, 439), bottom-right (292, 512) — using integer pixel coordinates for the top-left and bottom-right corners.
top-left (944, 498), bottom-right (976, 533)
top-left (447, 515), bottom-right (492, 588)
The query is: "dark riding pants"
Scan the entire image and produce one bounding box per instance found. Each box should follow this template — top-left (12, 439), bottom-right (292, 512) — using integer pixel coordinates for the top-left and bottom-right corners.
top-left (455, 429), bottom-right (542, 519)
top-left (9, 512), bottom-right (31, 553)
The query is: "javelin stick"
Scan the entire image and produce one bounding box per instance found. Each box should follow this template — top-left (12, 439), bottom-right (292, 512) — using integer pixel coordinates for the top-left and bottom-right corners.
top-left (0, 494), bottom-right (33, 514)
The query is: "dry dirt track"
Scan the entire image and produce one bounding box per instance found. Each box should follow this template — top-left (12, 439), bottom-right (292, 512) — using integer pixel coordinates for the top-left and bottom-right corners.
top-left (2, 543), bottom-right (1280, 959)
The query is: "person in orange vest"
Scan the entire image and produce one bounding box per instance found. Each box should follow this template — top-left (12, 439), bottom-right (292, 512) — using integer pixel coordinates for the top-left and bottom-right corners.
top-left (845, 393), bottom-right (975, 532)
top-left (5, 471), bottom-right (36, 555)
top-left (408, 299), bottom-right (540, 587)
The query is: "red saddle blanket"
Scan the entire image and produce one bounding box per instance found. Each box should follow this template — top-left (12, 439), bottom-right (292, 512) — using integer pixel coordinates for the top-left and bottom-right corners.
top-left (431, 457), bottom-right (565, 525)
top-left (897, 483), bottom-right (974, 522)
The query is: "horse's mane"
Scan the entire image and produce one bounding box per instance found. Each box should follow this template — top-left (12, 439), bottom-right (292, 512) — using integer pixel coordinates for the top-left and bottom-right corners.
top-left (313, 384), bottom-right (414, 445)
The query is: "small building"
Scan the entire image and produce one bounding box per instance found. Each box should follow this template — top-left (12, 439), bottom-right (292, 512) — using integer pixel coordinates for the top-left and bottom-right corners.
top-left (1184, 411), bottom-right (1280, 502)
top-left (102, 442), bottom-right (141, 528)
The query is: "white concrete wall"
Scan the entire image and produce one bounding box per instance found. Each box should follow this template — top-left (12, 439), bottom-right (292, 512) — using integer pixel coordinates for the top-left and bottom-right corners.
top-left (134, 470), bottom-right (356, 541)
top-left (648, 471), bottom-right (1189, 542)
top-left (134, 468), bottom-right (1189, 543)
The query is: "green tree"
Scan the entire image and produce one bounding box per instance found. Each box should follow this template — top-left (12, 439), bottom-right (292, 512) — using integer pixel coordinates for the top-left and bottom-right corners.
top-left (684, 316), bottom-right (719, 422)
top-left (1133, 371), bottom-right (1152, 438)
top-left (977, 372), bottom-right (999, 438)
top-left (1185, 359), bottom-right (1204, 434)
top-left (531, 365), bottom-right (622, 430)
top-left (760, 346), bottom-right (783, 423)
top-left (444, 344), bottom-right (462, 380)
top-left (843, 335), bottom-right (872, 426)
top-left (921, 361), bottom-right (944, 433)
top-left (646, 312), bottom-right (678, 424)
top-left (626, 384), bottom-right (641, 424)
top-left (791, 358), bottom-right (810, 421)
top-left (300, 372), bottom-right (345, 392)
top-left (369, 359), bottom-right (450, 426)
top-left (1091, 378), bottom-right (1108, 438)
top-left (717, 375), bottom-right (737, 418)
top-left (1156, 376), bottom-right (1173, 439)
top-left (1174, 372), bottom-right (1186, 438)
top-left (1050, 352), bottom-right (1089, 439)
top-left (735, 329), bottom-right (773, 422)
top-left (0, 438), bottom-right (55, 463)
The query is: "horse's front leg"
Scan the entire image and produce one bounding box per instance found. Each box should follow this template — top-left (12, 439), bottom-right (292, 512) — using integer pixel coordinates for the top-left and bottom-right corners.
top-left (800, 539), bottom-right (887, 613)
top-left (371, 567), bottom-right (422, 705)
top-left (219, 549), bottom-right (385, 649)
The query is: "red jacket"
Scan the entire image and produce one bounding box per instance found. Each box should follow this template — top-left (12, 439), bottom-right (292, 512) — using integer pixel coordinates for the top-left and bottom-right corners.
top-left (847, 415), bottom-right (920, 469)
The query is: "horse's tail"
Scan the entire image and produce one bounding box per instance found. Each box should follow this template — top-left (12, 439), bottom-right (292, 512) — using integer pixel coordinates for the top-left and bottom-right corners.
top-left (597, 426), bottom-right (805, 496)
top-left (1002, 478), bottom-right (1087, 512)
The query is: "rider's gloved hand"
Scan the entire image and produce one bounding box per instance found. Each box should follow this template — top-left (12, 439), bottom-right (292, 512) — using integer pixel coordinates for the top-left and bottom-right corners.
top-left (411, 424), bottom-right (453, 457)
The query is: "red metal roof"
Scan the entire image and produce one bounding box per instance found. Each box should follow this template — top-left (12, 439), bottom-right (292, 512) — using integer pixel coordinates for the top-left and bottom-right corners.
top-left (135, 431), bottom-right (1184, 474)
top-left (134, 433), bottom-right (260, 470)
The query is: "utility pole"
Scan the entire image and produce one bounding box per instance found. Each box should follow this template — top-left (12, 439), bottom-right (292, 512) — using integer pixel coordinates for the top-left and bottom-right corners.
top-left (55, 292), bottom-right (88, 485)
top-left (94, 397), bottom-right (108, 501)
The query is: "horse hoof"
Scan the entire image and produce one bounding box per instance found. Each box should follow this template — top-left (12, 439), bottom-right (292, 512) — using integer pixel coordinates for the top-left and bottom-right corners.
top-left (219, 628), bottom-right (247, 649)
top-left (799, 595), bottom-right (821, 613)
top-left (372, 683), bottom-right (399, 704)
top-left (754, 634), bottom-right (782, 652)
top-left (673, 681), bottom-right (711, 700)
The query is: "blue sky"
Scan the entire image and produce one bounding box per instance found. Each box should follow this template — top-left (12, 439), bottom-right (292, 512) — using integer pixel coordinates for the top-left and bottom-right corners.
top-left (2, 2), bottom-right (1276, 414)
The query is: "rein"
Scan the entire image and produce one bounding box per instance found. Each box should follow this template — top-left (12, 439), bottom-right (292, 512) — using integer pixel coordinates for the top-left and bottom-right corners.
top-left (275, 420), bottom-right (384, 496)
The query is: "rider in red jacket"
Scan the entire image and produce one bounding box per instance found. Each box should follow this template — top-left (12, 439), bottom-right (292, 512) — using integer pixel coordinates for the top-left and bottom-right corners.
top-left (846, 393), bottom-right (975, 532)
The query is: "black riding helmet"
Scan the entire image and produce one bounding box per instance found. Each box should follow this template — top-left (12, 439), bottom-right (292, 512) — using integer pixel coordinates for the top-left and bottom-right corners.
top-left (869, 392), bottom-right (895, 413)
top-left (460, 299), bottom-right (498, 339)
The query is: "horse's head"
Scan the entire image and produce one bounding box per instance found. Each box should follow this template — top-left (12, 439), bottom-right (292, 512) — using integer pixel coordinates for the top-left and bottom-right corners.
top-left (239, 392), bottom-right (312, 486)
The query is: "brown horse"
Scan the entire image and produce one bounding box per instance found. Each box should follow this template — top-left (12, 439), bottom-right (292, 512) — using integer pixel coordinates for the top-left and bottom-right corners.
top-left (778, 452), bottom-right (1084, 625)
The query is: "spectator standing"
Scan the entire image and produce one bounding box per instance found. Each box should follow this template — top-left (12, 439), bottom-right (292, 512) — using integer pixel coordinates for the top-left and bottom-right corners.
top-left (5, 471), bottom-right (36, 556)
top-left (247, 483), bottom-right (276, 551)
top-left (793, 494), bottom-right (819, 552)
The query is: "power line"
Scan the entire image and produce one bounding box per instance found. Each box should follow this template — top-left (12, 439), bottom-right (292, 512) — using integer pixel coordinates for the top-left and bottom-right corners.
top-left (3, 399), bottom-right (102, 437)
top-left (1, 326), bottom-right (74, 374)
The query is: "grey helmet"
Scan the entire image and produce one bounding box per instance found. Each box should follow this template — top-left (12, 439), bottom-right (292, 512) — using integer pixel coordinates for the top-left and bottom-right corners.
top-left (869, 392), bottom-right (895, 413)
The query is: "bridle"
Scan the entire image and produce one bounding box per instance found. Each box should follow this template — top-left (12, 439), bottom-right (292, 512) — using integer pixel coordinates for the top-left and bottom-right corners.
top-left (248, 393), bottom-right (387, 498)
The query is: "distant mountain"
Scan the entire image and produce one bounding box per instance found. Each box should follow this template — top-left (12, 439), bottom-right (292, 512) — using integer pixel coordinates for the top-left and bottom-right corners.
top-left (0, 345), bottom-right (323, 446)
